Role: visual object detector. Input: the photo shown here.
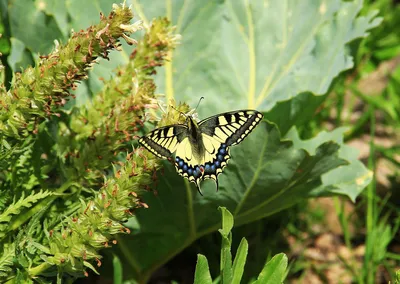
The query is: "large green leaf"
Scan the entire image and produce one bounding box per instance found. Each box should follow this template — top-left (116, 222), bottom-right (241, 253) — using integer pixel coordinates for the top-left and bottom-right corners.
top-left (115, 121), bottom-right (366, 281)
top-left (112, 0), bottom-right (379, 282)
top-left (7, 38), bottom-right (34, 73)
top-left (285, 127), bottom-right (372, 202)
top-left (8, 0), bottom-right (64, 54)
top-left (133, 0), bottom-right (381, 116)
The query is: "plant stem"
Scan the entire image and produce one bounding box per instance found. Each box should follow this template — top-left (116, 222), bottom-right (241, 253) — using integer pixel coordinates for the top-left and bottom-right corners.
top-left (364, 107), bottom-right (376, 284)
top-left (29, 262), bottom-right (53, 276)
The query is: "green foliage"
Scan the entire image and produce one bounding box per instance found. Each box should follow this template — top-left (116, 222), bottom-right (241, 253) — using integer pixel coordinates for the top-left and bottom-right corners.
top-left (0, 2), bottom-right (182, 282)
top-left (290, 0), bottom-right (400, 282)
top-left (194, 207), bottom-right (288, 284)
top-left (110, 1), bottom-right (380, 282)
top-left (359, 0), bottom-right (400, 64)
top-left (194, 254), bottom-right (213, 284)
top-left (0, 0), bottom-right (385, 283)
top-left (0, 244), bottom-right (14, 278)
top-left (0, 190), bottom-right (51, 235)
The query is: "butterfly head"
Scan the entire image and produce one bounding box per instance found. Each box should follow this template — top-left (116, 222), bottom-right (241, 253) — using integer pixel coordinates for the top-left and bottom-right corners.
top-left (186, 114), bottom-right (198, 129)
top-left (171, 97), bottom-right (204, 133)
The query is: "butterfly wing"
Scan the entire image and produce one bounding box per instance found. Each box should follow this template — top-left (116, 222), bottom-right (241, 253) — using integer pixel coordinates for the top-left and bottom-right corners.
top-left (199, 110), bottom-right (264, 146)
top-left (198, 110), bottom-right (263, 188)
top-left (139, 125), bottom-right (188, 159)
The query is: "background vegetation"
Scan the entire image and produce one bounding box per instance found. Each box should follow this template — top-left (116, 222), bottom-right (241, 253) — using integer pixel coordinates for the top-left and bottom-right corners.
top-left (0, 0), bottom-right (399, 283)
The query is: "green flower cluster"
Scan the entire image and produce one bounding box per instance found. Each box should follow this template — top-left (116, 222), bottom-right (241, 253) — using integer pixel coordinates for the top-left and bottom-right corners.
top-left (0, 3), bottom-right (185, 282)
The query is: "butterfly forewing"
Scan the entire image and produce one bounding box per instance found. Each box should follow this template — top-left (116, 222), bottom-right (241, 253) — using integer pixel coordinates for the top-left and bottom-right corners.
top-left (199, 110), bottom-right (263, 146)
top-left (139, 125), bottom-right (188, 159)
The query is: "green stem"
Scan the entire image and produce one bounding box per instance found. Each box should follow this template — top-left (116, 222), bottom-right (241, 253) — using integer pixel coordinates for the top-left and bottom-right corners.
top-left (29, 262), bottom-right (53, 276)
top-left (344, 105), bottom-right (373, 142)
top-left (334, 197), bottom-right (351, 248)
top-left (364, 107), bottom-right (376, 284)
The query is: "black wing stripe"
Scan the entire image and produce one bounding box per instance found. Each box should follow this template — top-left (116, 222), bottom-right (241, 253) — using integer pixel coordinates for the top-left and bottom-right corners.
top-left (162, 127), bottom-right (169, 137)
top-left (139, 125), bottom-right (188, 159)
top-left (234, 113), bottom-right (241, 122)
top-left (219, 126), bottom-right (230, 136)
top-left (164, 137), bottom-right (174, 149)
top-left (227, 112), bottom-right (263, 146)
top-left (225, 114), bottom-right (232, 124)
top-left (139, 136), bottom-right (172, 158)
top-left (227, 125), bottom-right (236, 132)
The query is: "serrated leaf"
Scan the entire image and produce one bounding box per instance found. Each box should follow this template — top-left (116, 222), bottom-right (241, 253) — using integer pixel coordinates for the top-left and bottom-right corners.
top-left (285, 127), bottom-right (373, 201)
top-left (0, 190), bottom-right (52, 226)
top-left (29, 242), bottom-right (51, 255)
top-left (194, 254), bottom-right (212, 284)
top-left (252, 253), bottom-right (287, 284)
top-left (0, 244), bottom-right (15, 276)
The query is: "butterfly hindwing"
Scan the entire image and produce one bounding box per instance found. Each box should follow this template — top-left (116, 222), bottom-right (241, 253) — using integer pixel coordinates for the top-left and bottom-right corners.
top-left (174, 139), bottom-right (231, 192)
top-left (139, 125), bottom-right (188, 159)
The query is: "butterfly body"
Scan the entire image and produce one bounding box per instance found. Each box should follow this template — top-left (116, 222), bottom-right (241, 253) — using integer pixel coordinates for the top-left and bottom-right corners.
top-left (139, 110), bottom-right (263, 194)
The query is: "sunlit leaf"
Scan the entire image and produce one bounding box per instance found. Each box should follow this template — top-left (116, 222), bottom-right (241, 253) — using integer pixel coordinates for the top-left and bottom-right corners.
top-left (252, 253), bottom-right (287, 284)
top-left (194, 254), bottom-right (212, 284)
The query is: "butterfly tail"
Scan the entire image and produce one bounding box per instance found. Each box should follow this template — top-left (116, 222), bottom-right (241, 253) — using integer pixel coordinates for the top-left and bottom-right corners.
top-left (215, 178), bottom-right (219, 192)
top-left (195, 179), bottom-right (203, 196)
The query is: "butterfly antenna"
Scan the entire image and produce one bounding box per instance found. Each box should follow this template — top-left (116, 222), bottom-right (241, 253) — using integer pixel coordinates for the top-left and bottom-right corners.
top-left (194, 97), bottom-right (204, 112)
top-left (170, 105), bottom-right (187, 118)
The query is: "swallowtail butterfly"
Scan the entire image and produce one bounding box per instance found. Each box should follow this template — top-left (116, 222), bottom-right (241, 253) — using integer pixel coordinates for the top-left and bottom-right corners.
top-left (139, 109), bottom-right (263, 194)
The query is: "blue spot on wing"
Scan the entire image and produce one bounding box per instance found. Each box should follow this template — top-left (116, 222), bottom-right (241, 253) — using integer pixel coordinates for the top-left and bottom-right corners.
top-left (174, 143), bottom-right (230, 189)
